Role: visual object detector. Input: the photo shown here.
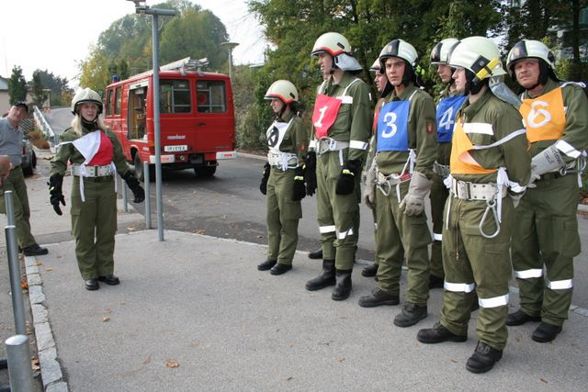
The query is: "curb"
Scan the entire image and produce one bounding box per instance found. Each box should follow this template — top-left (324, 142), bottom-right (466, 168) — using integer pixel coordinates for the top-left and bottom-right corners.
top-left (236, 151), bottom-right (265, 161)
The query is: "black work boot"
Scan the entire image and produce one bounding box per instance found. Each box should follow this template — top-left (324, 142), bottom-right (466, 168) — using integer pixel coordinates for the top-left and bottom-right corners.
top-left (270, 263), bottom-right (292, 276)
top-left (428, 274), bottom-right (444, 289)
top-left (465, 341), bottom-right (503, 374)
top-left (98, 274), bottom-right (120, 285)
top-left (532, 322), bottom-right (562, 343)
top-left (305, 260), bottom-right (336, 291)
top-left (331, 269), bottom-right (352, 301)
top-left (358, 288), bottom-right (399, 307)
top-left (417, 322), bottom-right (467, 344)
top-left (393, 303), bottom-right (428, 327)
top-left (257, 259), bottom-right (277, 271)
top-left (84, 278), bottom-right (99, 291)
top-left (361, 263), bottom-right (378, 277)
top-left (506, 309), bottom-right (541, 326)
top-left (23, 244), bottom-right (48, 256)
top-left (308, 248), bottom-right (323, 260)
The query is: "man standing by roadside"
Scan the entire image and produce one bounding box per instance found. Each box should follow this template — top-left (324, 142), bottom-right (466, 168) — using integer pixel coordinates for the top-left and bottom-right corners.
top-left (358, 39), bottom-right (437, 329)
top-left (0, 102), bottom-right (48, 256)
top-left (417, 36), bottom-right (530, 374)
top-left (304, 32), bottom-right (371, 301)
top-left (505, 39), bottom-right (588, 343)
top-left (428, 38), bottom-right (464, 289)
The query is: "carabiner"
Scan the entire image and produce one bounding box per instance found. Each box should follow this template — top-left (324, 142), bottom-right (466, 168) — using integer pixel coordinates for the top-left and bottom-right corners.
top-left (479, 199), bottom-right (500, 239)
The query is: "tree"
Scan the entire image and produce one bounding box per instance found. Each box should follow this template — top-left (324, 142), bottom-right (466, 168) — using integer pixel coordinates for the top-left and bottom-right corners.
top-left (8, 66), bottom-right (27, 104)
top-left (31, 71), bottom-right (46, 108)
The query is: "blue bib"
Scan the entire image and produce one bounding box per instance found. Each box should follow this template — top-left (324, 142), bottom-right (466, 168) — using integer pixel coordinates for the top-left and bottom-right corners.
top-left (376, 99), bottom-right (410, 152)
top-left (436, 94), bottom-right (466, 143)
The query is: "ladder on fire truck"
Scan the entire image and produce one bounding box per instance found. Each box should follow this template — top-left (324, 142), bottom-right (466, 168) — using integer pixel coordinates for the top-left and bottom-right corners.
top-left (159, 57), bottom-right (209, 73)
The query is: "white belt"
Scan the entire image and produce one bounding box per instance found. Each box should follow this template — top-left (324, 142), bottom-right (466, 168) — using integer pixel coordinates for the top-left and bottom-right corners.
top-left (317, 138), bottom-right (349, 155)
top-left (72, 164), bottom-right (115, 177)
top-left (267, 152), bottom-right (299, 171)
top-left (450, 178), bottom-right (505, 201)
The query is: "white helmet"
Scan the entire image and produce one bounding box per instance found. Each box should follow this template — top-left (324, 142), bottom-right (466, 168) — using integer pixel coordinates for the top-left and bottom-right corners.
top-left (506, 39), bottom-right (556, 76)
top-left (369, 58), bottom-right (381, 72)
top-left (71, 87), bottom-right (103, 115)
top-left (311, 32), bottom-right (352, 57)
top-left (311, 32), bottom-right (362, 72)
top-left (448, 36), bottom-right (506, 81)
top-left (264, 80), bottom-right (299, 104)
top-left (379, 39), bottom-right (418, 67)
top-left (430, 38), bottom-right (459, 65)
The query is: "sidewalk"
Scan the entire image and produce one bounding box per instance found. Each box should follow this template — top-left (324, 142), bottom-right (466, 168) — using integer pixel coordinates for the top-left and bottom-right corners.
top-left (4, 154), bottom-right (588, 391)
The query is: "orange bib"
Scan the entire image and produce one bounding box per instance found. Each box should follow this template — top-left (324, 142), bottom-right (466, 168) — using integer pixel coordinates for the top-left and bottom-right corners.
top-left (519, 87), bottom-right (565, 143)
top-left (450, 118), bottom-right (496, 175)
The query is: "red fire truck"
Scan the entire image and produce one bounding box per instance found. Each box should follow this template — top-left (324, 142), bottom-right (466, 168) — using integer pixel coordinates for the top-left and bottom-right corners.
top-left (103, 57), bottom-right (237, 180)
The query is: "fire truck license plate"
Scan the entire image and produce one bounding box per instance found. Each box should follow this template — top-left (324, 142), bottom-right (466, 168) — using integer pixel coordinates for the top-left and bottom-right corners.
top-left (164, 145), bottom-right (188, 152)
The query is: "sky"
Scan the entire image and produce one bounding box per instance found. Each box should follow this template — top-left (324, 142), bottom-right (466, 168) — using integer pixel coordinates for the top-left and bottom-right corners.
top-left (0, 0), bottom-right (266, 87)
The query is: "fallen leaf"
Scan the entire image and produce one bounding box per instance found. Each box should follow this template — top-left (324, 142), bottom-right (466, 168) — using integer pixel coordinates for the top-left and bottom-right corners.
top-left (102, 317), bottom-right (110, 322)
top-left (143, 355), bottom-right (152, 365)
top-left (540, 378), bottom-right (548, 384)
top-left (286, 376), bottom-right (294, 381)
top-left (45, 267), bottom-right (53, 272)
top-left (165, 359), bottom-right (180, 368)
top-left (450, 359), bottom-right (458, 363)
top-left (31, 357), bottom-right (40, 371)
top-left (337, 357), bottom-right (346, 363)
top-left (20, 277), bottom-right (29, 290)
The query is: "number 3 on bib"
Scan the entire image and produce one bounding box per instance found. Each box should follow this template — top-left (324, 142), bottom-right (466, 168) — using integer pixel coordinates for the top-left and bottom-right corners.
top-left (381, 111), bottom-right (398, 138)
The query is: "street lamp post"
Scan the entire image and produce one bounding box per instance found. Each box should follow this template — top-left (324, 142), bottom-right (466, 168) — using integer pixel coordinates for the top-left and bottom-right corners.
top-left (127, 0), bottom-right (178, 241)
top-left (220, 41), bottom-right (239, 80)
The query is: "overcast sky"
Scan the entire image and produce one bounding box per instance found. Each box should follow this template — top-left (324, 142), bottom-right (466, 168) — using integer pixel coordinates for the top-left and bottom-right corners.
top-left (0, 0), bottom-right (266, 87)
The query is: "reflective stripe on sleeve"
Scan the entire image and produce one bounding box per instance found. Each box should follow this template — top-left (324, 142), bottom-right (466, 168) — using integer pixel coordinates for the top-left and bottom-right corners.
top-left (433, 232), bottom-right (442, 241)
top-left (309, 139), bottom-right (317, 150)
top-left (444, 282), bottom-right (476, 293)
top-left (319, 225), bottom-right (336, 234)
top-left (514, 269), bottom-right (543, 279)
top-left (478, 293), bottom-right (509, 308)
top-left (349, 140), bottom-right (369, 150)
top-left (546, 278), bottom-right (573, 290)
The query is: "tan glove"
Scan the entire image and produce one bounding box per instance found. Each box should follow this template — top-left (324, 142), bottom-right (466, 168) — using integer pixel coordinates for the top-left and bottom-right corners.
top-left (399, 171), bottom-right (432, 216)
top-left (362, 161), bottom-right (377, 210)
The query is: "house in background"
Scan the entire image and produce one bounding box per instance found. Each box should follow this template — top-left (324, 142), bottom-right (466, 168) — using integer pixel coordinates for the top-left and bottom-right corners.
top-left (0, 76), bottom-right (10, 115)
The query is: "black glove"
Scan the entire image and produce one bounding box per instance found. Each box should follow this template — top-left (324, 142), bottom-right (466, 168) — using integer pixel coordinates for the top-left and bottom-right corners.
top-left (259, 162), bottom-right (270, 195)
top-left (122, 171), bottom-right (145, 203)
top-left (336, 159), bottom-right (361, 195)
top-left (292, 166), bottom-right (306, 201)
top-left (48, 174), bottom-right (66, 216)
top-left (303, 151), bottom-right (317, 196)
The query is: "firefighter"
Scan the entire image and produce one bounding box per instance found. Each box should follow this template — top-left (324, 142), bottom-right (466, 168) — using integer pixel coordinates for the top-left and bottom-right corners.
top-left (357, 39), bottom-right (437, 329)
top-left (428, 38), bottom-right (465, 289)
top-left (304, 32), bottom-right (371, 301)
top-left (416, 36), bottom-right (530, 374)
top-left (258, 80), bottom-right (308, 275)
top-left (49, 88), bottom-right (145, 291)
top-left (505, 40), bottom-right (588, 343)
top-left (361, 58), bottom-right (389, 278)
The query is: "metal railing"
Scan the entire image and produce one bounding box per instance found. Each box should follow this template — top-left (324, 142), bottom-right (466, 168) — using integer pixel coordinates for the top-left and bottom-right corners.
top-left (32, 106), bottom-right (58, 147)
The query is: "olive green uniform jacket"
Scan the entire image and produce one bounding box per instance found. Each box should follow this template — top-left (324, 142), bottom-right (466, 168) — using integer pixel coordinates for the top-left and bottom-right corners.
top-left (50, 125), bottom-right (131, 280)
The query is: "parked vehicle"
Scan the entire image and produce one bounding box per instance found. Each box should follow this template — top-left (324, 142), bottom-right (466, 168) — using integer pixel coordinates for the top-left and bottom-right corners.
top-left (21, 138), bottom-right (36, 176)
top-left (103, 57), bottom-right (237, 180)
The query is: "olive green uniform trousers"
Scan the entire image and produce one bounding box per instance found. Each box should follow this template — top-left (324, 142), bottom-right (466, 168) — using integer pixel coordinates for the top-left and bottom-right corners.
top-left (511, 173), bottom-right (579, 327)
top-left (266, 168), bottom-right (302, 265)
top-left (440, 196), bottom-right (514, 350)
top-left (71, 176), bottom-right (117, 280)
top-left (375, 181), bottom-right (431, 303)
top-left (429, 172), bottom-right (449, 279)
top-left (316, 151), bottom-right (359, 270)
top-left (0, 167), bottom-right (36, 248)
